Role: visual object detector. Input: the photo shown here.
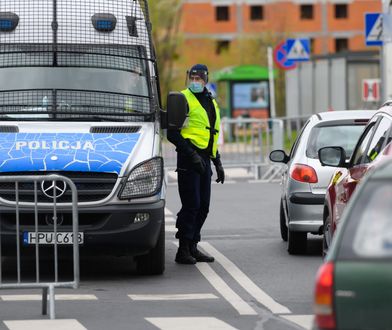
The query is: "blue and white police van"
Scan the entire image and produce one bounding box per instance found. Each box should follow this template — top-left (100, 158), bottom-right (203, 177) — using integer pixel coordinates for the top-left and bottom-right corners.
top-left (0, 0), bottom-right (183, 275)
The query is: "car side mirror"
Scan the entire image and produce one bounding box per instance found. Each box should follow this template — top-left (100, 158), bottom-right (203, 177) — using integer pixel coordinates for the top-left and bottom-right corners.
top-left (269, 150), bottom-right (289, 164)
top-left (318, 146), bottom-right (347, 167)
top-left (166, 92), bottom-right (188, 130)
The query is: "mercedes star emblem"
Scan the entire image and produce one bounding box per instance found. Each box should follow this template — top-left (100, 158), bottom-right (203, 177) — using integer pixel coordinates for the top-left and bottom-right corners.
top-left (41, 180), bottom-right (67, 199)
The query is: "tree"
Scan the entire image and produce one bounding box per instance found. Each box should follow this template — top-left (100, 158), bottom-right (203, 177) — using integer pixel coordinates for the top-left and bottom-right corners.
top-left (149, 0), bottom-right (183, 105)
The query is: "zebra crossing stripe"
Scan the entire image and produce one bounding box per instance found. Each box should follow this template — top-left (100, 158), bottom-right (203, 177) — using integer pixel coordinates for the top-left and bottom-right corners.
top-left (280, 315), bottom-right (314, 329)
top-left (129, 293), bottom-right (218, 301)
top-left (4, 319), bottom-right (87, 330)
top-left (0, 294), bottom-right (97, 301)
top-left (145, 317), bottom-right (238, 330)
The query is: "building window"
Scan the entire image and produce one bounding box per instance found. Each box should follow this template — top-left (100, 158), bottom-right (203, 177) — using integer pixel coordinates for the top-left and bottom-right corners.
top-left (216, 6), bottom-right (230, 21)
top-left (335, 4), bottom-right (348, 19)
top-left (250, 5), bottom-right (264, 20)
top-left (300, 4), bottom-right (314, 19)
top-left (335, 38), bottom-right (348, 52)
top-left (310, 38), bottom-right (315, 53)
top-left (216, 40), bottom-right (230, 55)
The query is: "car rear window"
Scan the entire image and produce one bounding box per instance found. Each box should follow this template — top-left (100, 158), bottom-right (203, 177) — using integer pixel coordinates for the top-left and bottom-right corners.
top-left (338, 181), bottom-right (392, 260)
top-left (306, 124), bottom-right (365, 159)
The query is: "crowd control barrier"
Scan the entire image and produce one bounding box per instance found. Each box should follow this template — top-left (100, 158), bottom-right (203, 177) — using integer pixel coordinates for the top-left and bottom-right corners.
top-left (0, 174), bottom-right (79, 319)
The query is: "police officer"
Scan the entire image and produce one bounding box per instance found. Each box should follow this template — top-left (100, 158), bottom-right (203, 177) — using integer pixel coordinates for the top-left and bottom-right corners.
top-left (167, 64), bottom-right (225, 264)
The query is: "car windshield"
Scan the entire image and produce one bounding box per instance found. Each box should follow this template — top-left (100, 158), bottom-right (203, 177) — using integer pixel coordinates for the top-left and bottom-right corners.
top-left (338, 181), bottom-right (392, 259)
top-left (306, 124), bottom-right (365, 159)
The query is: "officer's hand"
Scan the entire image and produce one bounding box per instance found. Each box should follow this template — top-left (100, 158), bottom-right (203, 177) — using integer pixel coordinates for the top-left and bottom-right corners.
top-left (215, 163), bottom-right (225, 184)
top-left (212, 157), bottom-right (225, 184)
top-left (190, 151), bottom-right (206, 175)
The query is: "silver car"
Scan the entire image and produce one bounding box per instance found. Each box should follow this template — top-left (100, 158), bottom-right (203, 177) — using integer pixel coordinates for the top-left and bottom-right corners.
top-left (269, 110), bottom-right (374, 255)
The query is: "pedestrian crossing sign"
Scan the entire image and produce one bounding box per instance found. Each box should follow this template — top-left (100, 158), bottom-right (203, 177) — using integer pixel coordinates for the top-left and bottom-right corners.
top-left (285, 39), bottom-right (310, 61)
top-left (365, 13), bottom-right (383, 46)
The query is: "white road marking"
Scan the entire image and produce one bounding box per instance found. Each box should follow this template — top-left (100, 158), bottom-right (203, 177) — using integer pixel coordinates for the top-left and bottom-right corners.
top-left (199, 242), bottom-right (291, 314)
top-left (165, 216), bottom-right (176, 224)
top-left (280, 315), bottom-right (314, 330)
top-left (146, 317), bottom-right (238, 330)
top-left (4, 319), bottom-right (87, 330)
top-left (0, 294), bottom-right (97, 301)
top-left (212, 180), bottom-right (236, 184)
top-left (196, 263), bottom-right (257, 315)
top-left (164, 208), bottom-right (173, 216)
top-left (129, 293), bottom-right (218, 301)
top-left (165, 225), bottom-right (177, 233)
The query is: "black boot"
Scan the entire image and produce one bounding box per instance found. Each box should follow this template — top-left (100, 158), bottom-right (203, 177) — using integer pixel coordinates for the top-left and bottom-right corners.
top-left (175, 239), bottom-right (196, 264)
top-left (190, 242), bottom-right (214, 262)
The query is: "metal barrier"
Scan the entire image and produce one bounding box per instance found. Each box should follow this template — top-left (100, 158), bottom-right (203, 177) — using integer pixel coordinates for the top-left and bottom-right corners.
top-left (163, 115), bottom-right (309, 181)
top-left (0, 174), bottom-right (79, 319)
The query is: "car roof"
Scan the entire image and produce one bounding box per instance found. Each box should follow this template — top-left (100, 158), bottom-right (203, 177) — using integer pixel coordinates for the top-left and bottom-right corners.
top-left (313, 110), bottom-right (375, 122)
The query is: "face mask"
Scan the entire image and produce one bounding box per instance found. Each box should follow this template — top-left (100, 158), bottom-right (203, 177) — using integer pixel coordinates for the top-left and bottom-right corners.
top-left (189, 81), bottom-right (204, 93)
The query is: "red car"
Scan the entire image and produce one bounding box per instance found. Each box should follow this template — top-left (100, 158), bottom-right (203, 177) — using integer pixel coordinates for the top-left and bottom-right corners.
top-left (319, 105), bottom-right (392, 256)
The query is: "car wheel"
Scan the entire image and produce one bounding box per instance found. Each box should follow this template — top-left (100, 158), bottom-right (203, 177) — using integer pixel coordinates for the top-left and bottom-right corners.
top-left (280, 200), bottom-right (288, 242)
top-left (136, 222), bottom-right (165, 275)
top-left (322, 214), bottom-right (332, 258)
top-left (287, 230), bottom-right (307, 255)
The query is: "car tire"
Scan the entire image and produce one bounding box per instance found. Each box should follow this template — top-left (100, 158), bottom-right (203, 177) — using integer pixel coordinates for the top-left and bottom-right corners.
top-left (287, 230), bottom-right (307, 255)
top-left (280, 200), bottom-right (288, 242)
top-left (322, 214), bottom-right (332, 258)
top-left (136, 222), bottom-right (165, 275)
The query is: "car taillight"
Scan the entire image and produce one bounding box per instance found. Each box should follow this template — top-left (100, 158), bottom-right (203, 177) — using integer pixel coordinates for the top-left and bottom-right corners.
top-left (314, 262), bottom-right (336, 329)
top-left (290, 164), bottom-right (318, 183)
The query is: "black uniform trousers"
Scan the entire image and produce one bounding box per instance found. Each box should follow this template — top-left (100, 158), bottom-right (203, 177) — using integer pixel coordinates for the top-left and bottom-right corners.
top-left (175, 151), bottom-right (212, 243)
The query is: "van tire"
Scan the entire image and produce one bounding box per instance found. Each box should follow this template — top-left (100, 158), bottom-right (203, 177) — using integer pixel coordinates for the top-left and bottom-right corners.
top-left (136, 222), bottom-right (165, 275)
top-left (280, 200), bottom-right (288, 242)
top-left (287, 230), bottom-right (307, 255)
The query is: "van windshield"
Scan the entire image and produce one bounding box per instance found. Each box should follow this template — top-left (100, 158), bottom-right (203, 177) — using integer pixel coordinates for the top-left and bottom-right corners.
top-left (0, 45), bottom-right (154, 122)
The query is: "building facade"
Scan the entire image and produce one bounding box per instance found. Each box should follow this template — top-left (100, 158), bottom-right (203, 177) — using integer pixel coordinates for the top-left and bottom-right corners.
top-left (180, 0), bottom-right (381, 56)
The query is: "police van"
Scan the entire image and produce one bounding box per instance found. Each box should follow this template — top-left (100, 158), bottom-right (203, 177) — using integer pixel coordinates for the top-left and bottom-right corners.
top-left (0, 0), bottom-right (183, 275)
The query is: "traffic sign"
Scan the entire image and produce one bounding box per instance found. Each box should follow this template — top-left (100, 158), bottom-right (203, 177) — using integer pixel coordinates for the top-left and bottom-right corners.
top-left (365, 13), bottom-right (383, 46)
top-left (273, 41), bottom-right (297, 70)
top-left (285, 39), bottom-right (310, 61)
top-left (362, 79), bottom-right (381, 102)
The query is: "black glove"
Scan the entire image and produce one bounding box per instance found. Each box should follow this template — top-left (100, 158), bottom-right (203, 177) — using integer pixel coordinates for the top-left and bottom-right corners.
top-left (213, 158), bottom-right (225, 184)
top-left (190, 151), bottom-right (206, 175)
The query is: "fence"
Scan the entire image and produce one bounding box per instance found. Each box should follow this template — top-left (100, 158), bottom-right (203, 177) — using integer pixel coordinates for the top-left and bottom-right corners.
top-left (0, 174), bottom-right (79, 320)
top-left (163, 115), bottom-right (309, 181)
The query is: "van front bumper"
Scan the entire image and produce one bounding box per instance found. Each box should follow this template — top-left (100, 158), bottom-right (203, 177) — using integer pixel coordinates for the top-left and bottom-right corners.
top-left (0, 199), bottom-right (165, 257)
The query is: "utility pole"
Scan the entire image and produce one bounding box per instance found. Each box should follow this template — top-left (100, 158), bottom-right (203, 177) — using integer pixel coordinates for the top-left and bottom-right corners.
top-left (321, 0), bottom-right (329, 54)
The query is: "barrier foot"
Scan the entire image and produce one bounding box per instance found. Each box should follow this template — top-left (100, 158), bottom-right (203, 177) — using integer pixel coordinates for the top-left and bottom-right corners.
top-left (49, 284), bottom-right (56, 319)
top-left (42, 287), bottom-right (48, 315)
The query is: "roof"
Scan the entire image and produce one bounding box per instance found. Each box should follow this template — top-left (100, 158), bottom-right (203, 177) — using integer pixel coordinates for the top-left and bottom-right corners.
top-left (315, 110), bottom-right (375, 122)
top-left (211, 65), bottom-right (272, 81)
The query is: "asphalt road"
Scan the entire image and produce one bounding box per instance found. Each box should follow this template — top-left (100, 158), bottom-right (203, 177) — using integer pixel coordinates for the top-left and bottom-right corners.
top-left (0, 182), bottom-right (323, 330)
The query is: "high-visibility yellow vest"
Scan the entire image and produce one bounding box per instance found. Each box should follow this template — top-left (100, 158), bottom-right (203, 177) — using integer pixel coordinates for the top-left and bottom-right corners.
top-left (180, 88), bottom-right (221, 158)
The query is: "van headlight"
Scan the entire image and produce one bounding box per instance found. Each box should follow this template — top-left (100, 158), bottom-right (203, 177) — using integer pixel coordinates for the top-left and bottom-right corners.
top-left (118, 157), bottom-right (164, 200)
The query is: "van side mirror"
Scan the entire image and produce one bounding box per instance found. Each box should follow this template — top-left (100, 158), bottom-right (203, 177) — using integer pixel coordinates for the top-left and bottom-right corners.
top-left (166, 92), bottom-right (188, 130)
top-left (318, 146), bottom-right (347, 167)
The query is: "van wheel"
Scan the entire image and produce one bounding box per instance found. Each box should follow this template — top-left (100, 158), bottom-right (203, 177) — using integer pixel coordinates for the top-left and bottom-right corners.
top-left (136, 222), bottom-right (165, 275)
top-left (322, 215), bottom-right (332, 258)
top-left (280, 200), bottom-right (288, 242)
top-left (287, 230), bottom-right (307, 255)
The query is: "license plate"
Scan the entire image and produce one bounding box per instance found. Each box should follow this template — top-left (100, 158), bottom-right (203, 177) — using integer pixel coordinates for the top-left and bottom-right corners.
top-left (23, 232), bottom-right (84, 245)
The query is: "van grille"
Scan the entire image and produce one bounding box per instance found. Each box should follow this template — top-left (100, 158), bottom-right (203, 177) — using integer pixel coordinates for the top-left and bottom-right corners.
top-left (0, 172), bottom-right (118, 203)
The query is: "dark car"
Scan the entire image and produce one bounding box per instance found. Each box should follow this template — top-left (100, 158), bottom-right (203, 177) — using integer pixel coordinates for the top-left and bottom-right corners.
top-left (319, 104), bottom-right (392, 256)
top-left (313, 160), bottom-right (392, 330)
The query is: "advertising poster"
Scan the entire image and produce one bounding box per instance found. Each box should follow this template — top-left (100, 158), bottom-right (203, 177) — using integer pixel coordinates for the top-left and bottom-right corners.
top-left (232, 81), bottom-right (269, 109)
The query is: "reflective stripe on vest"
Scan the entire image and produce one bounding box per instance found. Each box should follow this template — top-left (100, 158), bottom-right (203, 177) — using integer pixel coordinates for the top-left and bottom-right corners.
top-left (180, 88), bottom-right (221, 158)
